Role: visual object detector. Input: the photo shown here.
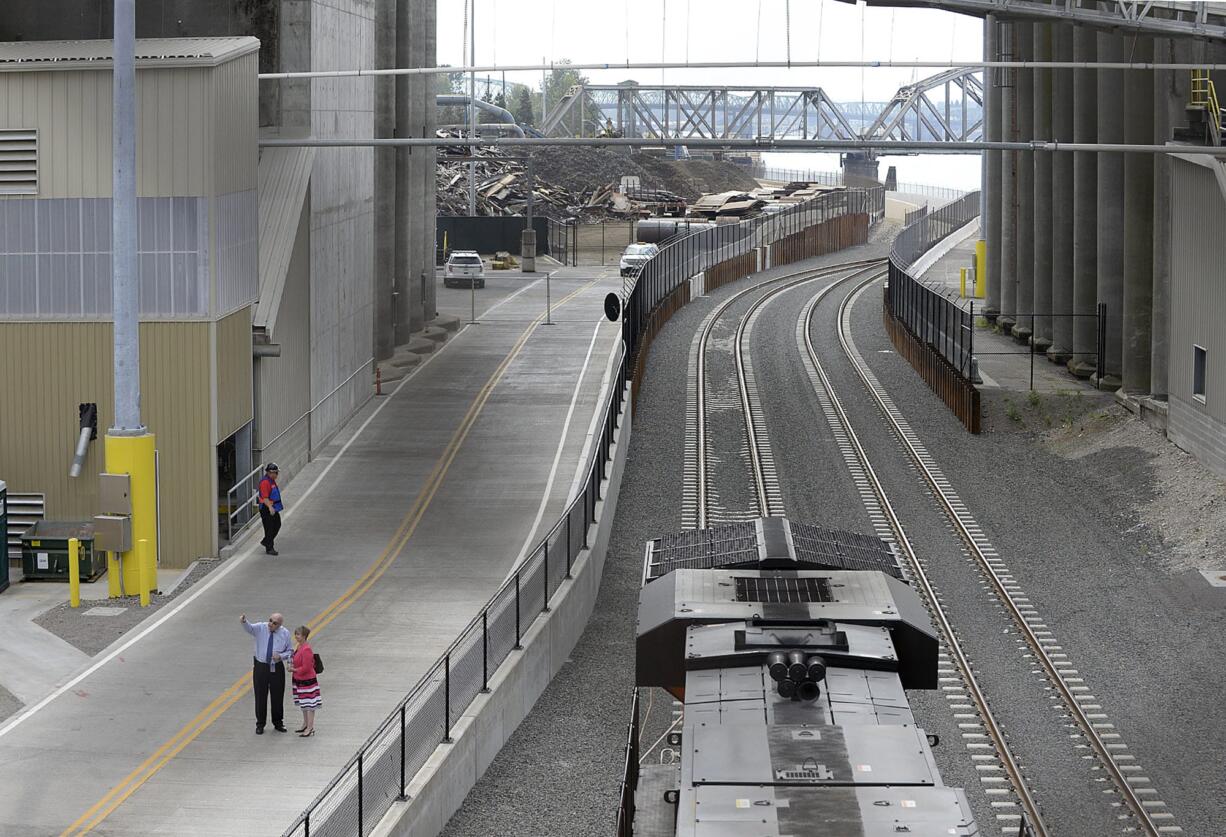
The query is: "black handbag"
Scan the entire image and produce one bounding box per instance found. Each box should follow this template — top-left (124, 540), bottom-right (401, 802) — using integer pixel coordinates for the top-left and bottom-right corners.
top-left (313, 652), bottom-right (324, 674)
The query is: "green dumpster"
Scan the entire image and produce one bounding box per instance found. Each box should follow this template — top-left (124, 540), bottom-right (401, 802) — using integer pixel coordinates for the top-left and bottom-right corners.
top-left (21, 521), bottom-right (103, 582)
top-left (0, 481), bottom-right (8, 593)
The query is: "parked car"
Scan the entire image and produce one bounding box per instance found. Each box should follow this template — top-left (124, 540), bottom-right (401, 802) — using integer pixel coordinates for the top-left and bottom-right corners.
top-left (444, 251), bottom-right (485, 288)
top-left (619, 243), bottom-right (660, 277)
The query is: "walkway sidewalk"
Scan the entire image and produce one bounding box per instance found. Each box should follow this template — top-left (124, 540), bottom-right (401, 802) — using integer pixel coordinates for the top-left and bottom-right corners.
top-left (0, 266), bottom-right (622, 836)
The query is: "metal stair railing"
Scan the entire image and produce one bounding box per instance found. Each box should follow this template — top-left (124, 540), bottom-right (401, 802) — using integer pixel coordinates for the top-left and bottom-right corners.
top-left (1191, 69), bottom-right (1222, 146)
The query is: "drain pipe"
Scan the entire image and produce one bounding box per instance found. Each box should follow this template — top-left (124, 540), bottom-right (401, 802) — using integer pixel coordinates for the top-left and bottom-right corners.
top-left (69, 403), bottom-right (98, 478)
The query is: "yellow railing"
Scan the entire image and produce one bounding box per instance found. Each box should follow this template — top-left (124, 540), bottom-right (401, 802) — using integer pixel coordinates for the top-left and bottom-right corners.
top-left (1191, 69), bottom-right (1222, 145)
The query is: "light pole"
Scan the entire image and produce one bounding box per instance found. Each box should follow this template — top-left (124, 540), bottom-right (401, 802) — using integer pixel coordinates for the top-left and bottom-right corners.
top-left (107, 0), bottom-right (159, 594)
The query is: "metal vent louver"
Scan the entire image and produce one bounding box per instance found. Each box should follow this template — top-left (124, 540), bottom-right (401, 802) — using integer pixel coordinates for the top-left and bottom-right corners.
top-left (0, 129), bottom-right (37, 195)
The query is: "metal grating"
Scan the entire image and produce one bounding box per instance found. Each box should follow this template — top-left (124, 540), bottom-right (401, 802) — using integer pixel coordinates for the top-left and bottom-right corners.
top-left (734, 575), bottom-right (832, 604)
top-left (644, 522), bottom-right (758, 582)
top-left (0, 129), bottom-right (37, 195)
top-left (788, 522), bottom-right (902, 578)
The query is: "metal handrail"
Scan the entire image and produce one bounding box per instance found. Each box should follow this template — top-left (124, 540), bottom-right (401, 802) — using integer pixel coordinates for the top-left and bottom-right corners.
top-left (224, 463), bottom-right (266, 543)
top-left (1192, 69), bottom-right (1222, 145)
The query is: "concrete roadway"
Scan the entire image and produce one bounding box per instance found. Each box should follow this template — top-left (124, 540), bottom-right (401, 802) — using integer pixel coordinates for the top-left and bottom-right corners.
top-left (0, 266), bottom-right (622, 836)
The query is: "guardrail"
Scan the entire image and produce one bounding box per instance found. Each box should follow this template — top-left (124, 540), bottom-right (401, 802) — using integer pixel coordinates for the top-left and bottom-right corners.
top-left (279, 184), bottom-right (881, 837)
top-left (884, 192), bottom-right (982, 432)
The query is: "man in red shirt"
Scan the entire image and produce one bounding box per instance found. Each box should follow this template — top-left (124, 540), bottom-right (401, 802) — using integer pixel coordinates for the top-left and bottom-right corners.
top-left (258, 463), bottom-right (284, 555)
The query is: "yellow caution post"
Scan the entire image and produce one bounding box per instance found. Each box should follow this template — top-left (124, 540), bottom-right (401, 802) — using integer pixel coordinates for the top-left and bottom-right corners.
top-left (959, 267), bottom-right (968, 297)
top-left (137, 538), bottom-right (151, 607)
top-left (104, 432), bottom-right (157, 595)
top-left (975, 239), bottom-right (987, 298)
top-left (68, 537), bottom-right (81, 609)
top-left (107, 552), bottom-right (121, 598)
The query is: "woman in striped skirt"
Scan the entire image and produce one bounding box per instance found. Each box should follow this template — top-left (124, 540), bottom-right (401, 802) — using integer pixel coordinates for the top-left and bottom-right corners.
top-left (290, 626), bottom-right (322, 737)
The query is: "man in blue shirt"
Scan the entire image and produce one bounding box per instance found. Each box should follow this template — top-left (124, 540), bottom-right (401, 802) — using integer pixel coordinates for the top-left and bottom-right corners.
top-left (258, 463), bottom-right (284, 556)
top-left (240, 612), bottom-right (294, 734)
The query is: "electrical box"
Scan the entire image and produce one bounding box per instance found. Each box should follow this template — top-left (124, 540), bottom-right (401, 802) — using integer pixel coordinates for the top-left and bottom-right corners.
top-left (93, 514), bottom-right (132, 553)
top-left (99, 473), bottom-right (132, 516)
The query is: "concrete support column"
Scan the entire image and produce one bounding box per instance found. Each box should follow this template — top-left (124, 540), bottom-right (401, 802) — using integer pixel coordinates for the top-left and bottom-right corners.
top-left (1122, 35), bottom-right (1155, 395)
top-left (373, 0), bottom-right (396, 361)
top-left (984, 15), bottom-right (1003, 319)
top-left (1095, 31), bottom-right (1126, 389)
top-left (393, 0), bottom-right (414, 345)
top-left (1031, 22), bottom-right (1054, 354)
top-left (999, 21), bottom-right (1018, 334)
top-left (407, 0), bottom-right (427, 334)
top-left (1048, 23), bottom-right (1074, 364)
top-left (422, 0), bottom-right (438, 321)
top-left (1150, 38), bottom-right (1192, 401)
top-left (1012, 24), bottom-right (1034, 344)
top-left (1069, 26), bottom-right (1098, 377)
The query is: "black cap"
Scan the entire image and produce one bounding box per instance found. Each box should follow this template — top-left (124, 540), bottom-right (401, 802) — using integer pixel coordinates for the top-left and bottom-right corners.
top-left (265, 462), bottom-right (280, 473)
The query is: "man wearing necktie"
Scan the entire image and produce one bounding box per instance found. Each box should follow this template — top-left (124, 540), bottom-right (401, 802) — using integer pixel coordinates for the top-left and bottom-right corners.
top-left (240, 612), bottom-right (294, 734)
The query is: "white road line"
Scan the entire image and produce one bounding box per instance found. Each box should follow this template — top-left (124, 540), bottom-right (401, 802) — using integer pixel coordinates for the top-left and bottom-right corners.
top-left (0, 277), bottom-right (546, 741)
top-left (507, 314), bottom-right (607, 580)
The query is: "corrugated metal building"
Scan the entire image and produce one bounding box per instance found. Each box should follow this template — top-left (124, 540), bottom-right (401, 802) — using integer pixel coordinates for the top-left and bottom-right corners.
top-left (0, 38), bottom-right (259, 568)
top-left (1168, 154), bottom-right (1226, 477)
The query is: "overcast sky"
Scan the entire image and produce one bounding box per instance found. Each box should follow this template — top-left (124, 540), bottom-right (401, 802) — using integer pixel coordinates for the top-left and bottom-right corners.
top-left (436, 0), bottom-right (984, 103)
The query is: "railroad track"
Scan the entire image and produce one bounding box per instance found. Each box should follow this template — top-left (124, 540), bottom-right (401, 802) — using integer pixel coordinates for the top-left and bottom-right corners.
top-left (683, 258), bottom-right (883, 529)
top-left (795, 269), bottom-right (1047, 837)
top-left (829, 275), bottom-right (1177, 837)
top-left (682, 257), bottom-right (1178, 836)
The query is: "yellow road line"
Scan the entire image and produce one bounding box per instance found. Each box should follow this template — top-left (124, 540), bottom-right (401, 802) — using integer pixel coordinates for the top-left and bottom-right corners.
top-left (62, 281), bottom-right (596, 836)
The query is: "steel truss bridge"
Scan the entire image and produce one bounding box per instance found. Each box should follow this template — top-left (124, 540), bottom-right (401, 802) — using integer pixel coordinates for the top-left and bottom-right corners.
top-left (539, 69), bottom-right (984, 147)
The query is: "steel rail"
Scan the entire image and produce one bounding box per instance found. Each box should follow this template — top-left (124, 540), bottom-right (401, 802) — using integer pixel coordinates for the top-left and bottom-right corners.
top-left (836, 273), bottom-right (1165, 836)
top-left (733, 262), bottom-right (887, 519)
top-left (693, 258), bottom-right (883, 528)
top-left (795, 271), bottom-right (1048, 836)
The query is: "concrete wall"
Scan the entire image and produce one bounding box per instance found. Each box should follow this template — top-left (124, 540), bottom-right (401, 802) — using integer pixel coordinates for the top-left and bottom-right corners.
top-left (305, 0), bottom-right (376, 452)
top-left (1167, 155), bottom-right (1226, 476)
top-left (255, 198), bottom-right (313, 476)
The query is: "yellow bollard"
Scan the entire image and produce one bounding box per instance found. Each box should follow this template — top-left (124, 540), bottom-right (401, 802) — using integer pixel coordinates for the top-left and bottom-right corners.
top-left (137, 538), bottom-right (150, 607)
top-left (107, 551), bottom-right (121, 598)
top-left (68, 537), bottom-right (81, 609)
top-left (975, 239), bottom-right (987, 299)
top-left (959, 267), bottom-right (968, 297)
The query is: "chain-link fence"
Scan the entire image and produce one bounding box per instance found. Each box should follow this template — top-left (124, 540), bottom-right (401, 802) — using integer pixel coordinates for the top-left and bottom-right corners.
top-left (748, 162), bottom-right (845, 186)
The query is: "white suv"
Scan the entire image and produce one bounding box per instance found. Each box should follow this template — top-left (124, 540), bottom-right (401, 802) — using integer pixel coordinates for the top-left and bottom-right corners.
top-left (619, 243), bottom-right (659, 277)
top-left (444, 251), bottom-right (485, 288)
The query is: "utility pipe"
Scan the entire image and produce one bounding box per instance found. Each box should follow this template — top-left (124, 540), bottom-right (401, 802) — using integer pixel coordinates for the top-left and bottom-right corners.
top-left (259, 136), bottom-right (1226, 156)
top-left (436, 95), bottom-right (526, 135)
top-left (259, 59), bottom-right (1226, 81)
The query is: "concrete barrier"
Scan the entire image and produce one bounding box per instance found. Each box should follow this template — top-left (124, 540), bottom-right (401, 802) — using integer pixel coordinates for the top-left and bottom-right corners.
top-left (371, 384), bottom-right (633, 837)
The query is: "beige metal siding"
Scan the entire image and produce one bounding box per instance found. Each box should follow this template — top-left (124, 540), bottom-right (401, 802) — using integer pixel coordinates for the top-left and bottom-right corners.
top-left (0, 321), bottom-right (214, 568)
top-left (255, 200), bottom-right (312, 475)
top-left (0, 67), bottom-right (213, 199)
top-left (216, 306), bottom-right (254, 441)
top-left (212, 53), bottom-right (258, 198)
top-left (1169, 157), bottom-right (1226, 419)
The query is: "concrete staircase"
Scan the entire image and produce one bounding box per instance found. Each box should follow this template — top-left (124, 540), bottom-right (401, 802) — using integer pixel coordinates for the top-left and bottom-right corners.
top-left (377, 314), bottom-right (462, 387)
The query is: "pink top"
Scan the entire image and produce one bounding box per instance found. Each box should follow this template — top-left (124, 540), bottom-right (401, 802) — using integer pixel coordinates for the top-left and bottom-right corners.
top-left (292, 643), bottom-right (316, 681)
